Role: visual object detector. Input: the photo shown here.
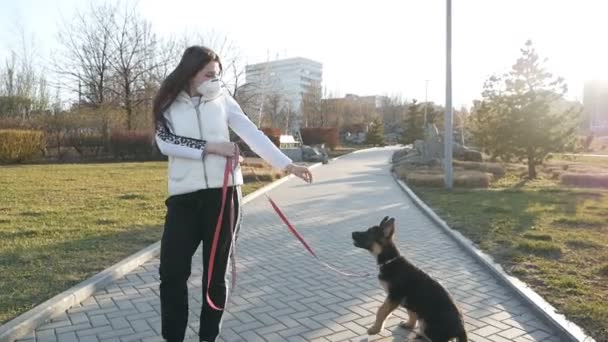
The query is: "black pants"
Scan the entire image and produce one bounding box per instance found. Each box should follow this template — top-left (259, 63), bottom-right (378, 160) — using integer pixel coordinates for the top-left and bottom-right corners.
top-left (159, 186), bottom-right (241, 342)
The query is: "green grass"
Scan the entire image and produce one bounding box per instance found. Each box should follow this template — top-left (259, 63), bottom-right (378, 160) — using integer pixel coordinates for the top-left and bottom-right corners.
top-left (0, 161), bottom-right (272, 324)
top-left (411, 173), bottom-right (608, 339)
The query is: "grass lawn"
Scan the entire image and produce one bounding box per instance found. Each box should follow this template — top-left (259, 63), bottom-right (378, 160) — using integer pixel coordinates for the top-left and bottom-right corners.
top-left (0, 160), bottom-right (275, 324)
top-left (407, 162), bottom-right (608, 340)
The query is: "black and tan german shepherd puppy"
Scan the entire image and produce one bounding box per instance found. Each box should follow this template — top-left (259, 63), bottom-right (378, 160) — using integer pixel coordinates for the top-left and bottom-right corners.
top-left (352, 216), bottom-right (467, 342)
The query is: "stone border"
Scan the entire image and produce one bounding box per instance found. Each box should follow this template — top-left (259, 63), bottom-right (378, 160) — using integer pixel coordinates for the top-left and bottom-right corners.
top-left (0, 157), bottom-right (335, 342)
top-left (0, 241), bottom-right (161, 342)
top-left (391, 173), bottom-right (595, 342)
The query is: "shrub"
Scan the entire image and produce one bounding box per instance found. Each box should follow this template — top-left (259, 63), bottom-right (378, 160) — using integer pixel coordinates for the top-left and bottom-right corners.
top-left (260, 127), bottom-right (281, 147)
top-left (110, 130), bottom-right (156, 160)
top-left (0, 129), bottom-right (46, 164)
top-left (300, 127), bottom-right (339, 149)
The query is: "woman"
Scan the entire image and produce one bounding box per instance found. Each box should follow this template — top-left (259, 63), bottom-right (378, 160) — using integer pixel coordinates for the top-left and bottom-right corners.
top-left (153, 45), bottom-right (312, 342)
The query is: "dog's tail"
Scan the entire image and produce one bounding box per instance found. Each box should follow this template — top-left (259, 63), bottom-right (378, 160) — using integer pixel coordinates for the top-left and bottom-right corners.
top-left (456, 330), bottom-right (468, 342)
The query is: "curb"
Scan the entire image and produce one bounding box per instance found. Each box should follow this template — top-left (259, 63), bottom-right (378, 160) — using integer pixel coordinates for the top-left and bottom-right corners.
top-left (0, 159), bottom-right (331, 342)
top-left (391, 173), bottom-right (595, 342)
top-left (0, 242), bottom-right (161, 342)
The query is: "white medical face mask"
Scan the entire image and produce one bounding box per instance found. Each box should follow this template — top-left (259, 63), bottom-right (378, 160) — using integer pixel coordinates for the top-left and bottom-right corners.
top-left (197, 78), bottom-right (223, 100)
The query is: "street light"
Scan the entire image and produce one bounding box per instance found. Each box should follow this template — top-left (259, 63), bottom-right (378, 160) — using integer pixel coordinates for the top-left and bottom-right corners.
top-left (444, 0), bottom-right (454, 189)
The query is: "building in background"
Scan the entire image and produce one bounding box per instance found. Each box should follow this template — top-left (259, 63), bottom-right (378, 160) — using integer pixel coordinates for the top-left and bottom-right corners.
top-left (245, 57), bottom-right (322, 132)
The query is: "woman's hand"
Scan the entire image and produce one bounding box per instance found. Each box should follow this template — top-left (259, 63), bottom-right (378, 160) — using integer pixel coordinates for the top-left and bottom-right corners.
top-left (285, 164), bottom-right (313, 184)
top-left (206, 142), bottom-right (238, 157)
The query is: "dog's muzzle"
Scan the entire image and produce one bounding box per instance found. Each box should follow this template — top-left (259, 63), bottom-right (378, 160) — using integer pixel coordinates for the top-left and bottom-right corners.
top-left (351, 232), bottom-right (365, 248)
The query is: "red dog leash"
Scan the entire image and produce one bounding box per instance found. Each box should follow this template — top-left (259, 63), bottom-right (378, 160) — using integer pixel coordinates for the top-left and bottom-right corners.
top-left (206, 156), bottom-right (369, 311)
top-left (266, 195), bottom-right (370, 278)
top-left (205, 158), bottom-right (236, 311)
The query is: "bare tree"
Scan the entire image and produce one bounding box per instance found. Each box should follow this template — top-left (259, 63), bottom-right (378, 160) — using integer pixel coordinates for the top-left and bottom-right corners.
top-left (55, 2), bottom-right (117, 106)
top-left (0, 23), bottom-right (49, 118)
top-left (234, 82), bottom-right (263, 116)
top-left (233, 55), bottom-right (284, 127)
top-left (228, 62), bottom-right (247, 98)
top-left (0, 52), bottom-right (32, 119)
top-left (379, 95), bottom-right (406, 134)
top-left (15, 30), bottom-right (38, 104)
top-left (280, 101), bottom-right (297, 133)
top-left (1, 52), bottom-right (17, 97)
top-left (108, 3), bottom-right (164, 130)
top-left (262, 91), bottom-right (284, 128)
top-left (455, 105), bottom-right (470, 146)
top-left (322, 93), bottom-right (344, 128)
top-left (32, 75), bottom-right (50, 113)
top-left (253, 61), bottom-right (282, 127)
top-left (147, 36), bottom-right (180, 84)
top-left (137, 35), bottom-right (180, 129)
top-left (301, 81), bottom-right (323, 127)
top-left (53, 2), bottom-right (120, 152)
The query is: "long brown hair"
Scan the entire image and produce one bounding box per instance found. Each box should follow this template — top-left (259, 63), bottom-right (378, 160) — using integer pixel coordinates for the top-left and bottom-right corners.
top-left (152, 46), bottom-right (223, 128)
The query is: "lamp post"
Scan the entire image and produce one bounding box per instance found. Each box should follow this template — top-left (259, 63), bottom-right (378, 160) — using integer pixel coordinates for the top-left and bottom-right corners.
top-left (444, 0), bottom-right (454, 189)
top-left (424, 79), bottom-right (429, 126)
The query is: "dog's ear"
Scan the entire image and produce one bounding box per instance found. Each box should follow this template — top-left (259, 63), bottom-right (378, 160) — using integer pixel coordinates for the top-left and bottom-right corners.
top-left (380, 216), bottom-right (389, 227)
top-left (382, 218), bottom-right (395, 238)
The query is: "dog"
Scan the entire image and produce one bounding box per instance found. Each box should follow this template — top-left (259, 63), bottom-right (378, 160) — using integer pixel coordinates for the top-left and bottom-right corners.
top-left (351, 216), bottom-right (467, 342)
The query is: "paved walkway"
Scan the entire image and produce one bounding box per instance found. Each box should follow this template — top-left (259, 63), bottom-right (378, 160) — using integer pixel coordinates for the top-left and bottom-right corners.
top-left (24, 147), bottom-right (561, 341)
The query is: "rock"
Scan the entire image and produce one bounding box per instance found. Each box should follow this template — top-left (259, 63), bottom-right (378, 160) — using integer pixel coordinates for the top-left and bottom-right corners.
top-left (463, 149), bottom-right (483, 162)
top-left (391, 147), bottom-right (414, 163)
top-left (453, 143), bottom-right (483, 162)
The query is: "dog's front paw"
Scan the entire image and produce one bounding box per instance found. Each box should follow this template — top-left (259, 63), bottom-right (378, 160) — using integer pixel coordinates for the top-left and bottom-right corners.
top-left (367, 324), bottom-right (382, 335)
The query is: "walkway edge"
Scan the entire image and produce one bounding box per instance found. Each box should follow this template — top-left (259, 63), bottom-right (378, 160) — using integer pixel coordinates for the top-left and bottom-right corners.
top-left (0, 241), bottom-right (161, 342)
top-left (0, 159), bottom-right (328, 342)
top-left (391, 173), bottom-right (595, 342)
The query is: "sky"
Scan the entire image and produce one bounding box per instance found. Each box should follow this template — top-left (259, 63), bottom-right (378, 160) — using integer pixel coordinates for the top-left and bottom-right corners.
top-left (1, 0), bottom-right (607, 108)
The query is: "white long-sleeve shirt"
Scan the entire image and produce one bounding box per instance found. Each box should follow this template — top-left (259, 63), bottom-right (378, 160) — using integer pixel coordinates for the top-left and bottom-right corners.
top-left (155, 91), bottom-right (292, 196)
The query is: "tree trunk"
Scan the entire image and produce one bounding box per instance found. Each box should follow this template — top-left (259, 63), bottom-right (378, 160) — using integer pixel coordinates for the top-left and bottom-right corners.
top-left (56, 133), bottom-right (61, 157)
top-left (102, 120), bottom-right (110, 153)
top-left (527, 148), bottom-right (537, 179)
top-left (125, 82), bottom-right (132, 130)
